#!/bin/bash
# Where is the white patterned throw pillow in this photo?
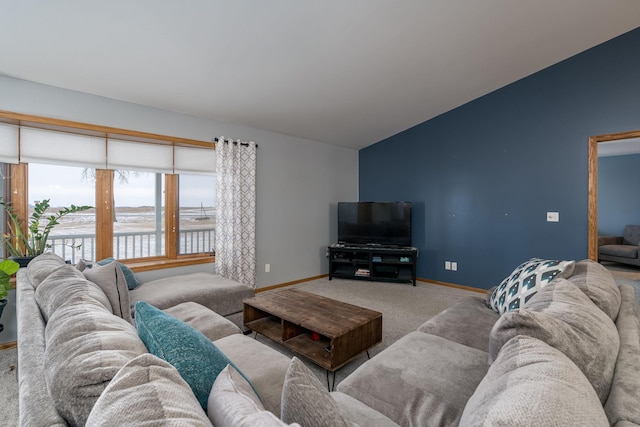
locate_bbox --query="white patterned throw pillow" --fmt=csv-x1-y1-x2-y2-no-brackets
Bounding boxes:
488,258,575,314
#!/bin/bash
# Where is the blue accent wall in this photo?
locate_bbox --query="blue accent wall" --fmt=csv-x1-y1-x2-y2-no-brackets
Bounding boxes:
598,154,640,236
360,27,640,289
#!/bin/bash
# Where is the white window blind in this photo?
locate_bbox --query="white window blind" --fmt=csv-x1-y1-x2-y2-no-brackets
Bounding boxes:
107,139,175,173
4,124,216,173
174,145,216,175
0,123,19,164
20,127,107,168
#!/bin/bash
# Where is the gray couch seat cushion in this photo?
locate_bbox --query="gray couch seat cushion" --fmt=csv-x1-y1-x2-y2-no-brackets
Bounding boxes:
214,334,292,417
489,278,619,403
330,392,400,427
130,272,254,317
417,295,499,352
44,300,148,426
163,301,242,341
568,259,621,321
604,285,640,426
460,335,609,427
599,244,638,259
337,331,489,427
86,353,213,426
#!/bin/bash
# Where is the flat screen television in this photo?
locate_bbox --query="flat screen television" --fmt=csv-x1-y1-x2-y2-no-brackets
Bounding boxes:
338,201,412,247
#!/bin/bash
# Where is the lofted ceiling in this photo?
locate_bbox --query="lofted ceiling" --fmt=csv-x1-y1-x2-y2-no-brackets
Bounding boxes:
1,1,639,150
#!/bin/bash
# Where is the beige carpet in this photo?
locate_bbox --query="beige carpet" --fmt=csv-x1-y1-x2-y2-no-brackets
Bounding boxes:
0,346,18,426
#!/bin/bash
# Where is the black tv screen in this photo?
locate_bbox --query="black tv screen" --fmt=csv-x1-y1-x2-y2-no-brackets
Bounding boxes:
338,201,412,247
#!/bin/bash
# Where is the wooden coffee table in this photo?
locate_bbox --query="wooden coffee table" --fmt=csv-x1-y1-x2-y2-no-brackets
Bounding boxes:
243,288,382,374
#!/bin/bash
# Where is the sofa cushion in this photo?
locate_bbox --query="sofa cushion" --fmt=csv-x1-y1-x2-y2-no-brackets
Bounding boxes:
604,285,640,426
214,334,292,417
97,257,140,289
129,272,254,317
599,244,638,259
568,259,621,321
417,295,499,352
489,278,619,403
622,224,640,246
208,364,295,427
488,258,575,314
44,299,147,426
163,301,242,341
337,331,489,427
281,357,347,427
134,301,253,410
84,261,132,324
330,392,400,427
460,335,609,427
86,353,212,426
26,252,67,288
35,264,112,322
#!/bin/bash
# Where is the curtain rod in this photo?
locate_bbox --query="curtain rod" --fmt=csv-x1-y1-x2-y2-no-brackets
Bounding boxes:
213,137,258,148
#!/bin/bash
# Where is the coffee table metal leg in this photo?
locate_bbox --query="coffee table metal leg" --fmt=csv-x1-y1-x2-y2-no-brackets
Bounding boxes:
326,370,336,392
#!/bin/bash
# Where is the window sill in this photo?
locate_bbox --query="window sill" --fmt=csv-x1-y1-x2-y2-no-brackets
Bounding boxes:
124,255,215,273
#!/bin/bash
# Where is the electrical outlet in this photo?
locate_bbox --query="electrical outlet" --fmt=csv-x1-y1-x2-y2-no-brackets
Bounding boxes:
547,212,559,222
265,264,270,273
445,261,451,270
451,262,458,271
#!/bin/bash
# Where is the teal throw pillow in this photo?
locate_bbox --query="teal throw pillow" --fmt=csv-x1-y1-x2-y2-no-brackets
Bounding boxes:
134,301,255,410
97,257,140,290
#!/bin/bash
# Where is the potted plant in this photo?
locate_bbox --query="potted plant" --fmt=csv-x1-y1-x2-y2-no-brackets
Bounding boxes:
0,258,20,332
0,198,92,267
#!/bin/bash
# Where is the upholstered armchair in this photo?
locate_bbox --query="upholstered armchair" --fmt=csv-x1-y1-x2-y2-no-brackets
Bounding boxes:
598,224,640,267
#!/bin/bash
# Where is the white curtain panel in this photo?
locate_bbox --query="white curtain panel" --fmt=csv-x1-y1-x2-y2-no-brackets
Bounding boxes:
215,137,257,288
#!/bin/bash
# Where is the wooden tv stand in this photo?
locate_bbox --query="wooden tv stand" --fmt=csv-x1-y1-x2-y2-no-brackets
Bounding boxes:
328,244,418,286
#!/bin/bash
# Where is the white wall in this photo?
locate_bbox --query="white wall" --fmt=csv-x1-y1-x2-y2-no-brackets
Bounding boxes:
0,76,359,289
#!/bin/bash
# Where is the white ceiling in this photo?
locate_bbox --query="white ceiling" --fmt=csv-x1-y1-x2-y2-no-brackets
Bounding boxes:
1,1,639,150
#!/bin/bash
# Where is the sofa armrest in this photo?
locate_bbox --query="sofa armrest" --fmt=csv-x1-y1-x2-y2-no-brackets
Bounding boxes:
598,236,623,246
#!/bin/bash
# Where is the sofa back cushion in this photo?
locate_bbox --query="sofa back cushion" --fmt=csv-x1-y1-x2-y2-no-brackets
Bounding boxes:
568,259,621,321
44,299,147,426
86,353,213,426
604,285,640,426
83,261,132,324
489,278,619,403
622,224,640,246
35,264,112,322
26,252,66,288
460,335,609,427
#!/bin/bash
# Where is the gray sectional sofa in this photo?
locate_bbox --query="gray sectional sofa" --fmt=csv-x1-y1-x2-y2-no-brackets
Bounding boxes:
17,254,640,426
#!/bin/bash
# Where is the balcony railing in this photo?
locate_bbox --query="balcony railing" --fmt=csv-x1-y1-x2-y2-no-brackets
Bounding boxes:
48,228,215,263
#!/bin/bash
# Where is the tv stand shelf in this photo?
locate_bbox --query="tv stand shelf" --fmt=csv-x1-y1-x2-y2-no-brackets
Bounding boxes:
328,244,418,286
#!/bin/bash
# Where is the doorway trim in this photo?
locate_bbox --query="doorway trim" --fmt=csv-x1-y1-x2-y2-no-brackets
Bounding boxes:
588,129,640,260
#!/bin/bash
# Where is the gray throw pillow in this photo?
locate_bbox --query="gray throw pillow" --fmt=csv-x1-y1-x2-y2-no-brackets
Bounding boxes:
281,357,347,427
489,278,619,403
84,261,132,324
86,353,212,426
209,364,297,427
460,335,609,427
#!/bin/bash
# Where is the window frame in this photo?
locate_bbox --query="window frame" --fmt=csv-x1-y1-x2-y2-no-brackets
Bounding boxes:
2,111,215,272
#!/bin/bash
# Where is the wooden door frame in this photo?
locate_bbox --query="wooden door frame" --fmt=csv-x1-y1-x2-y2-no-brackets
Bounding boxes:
588,129,640,260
